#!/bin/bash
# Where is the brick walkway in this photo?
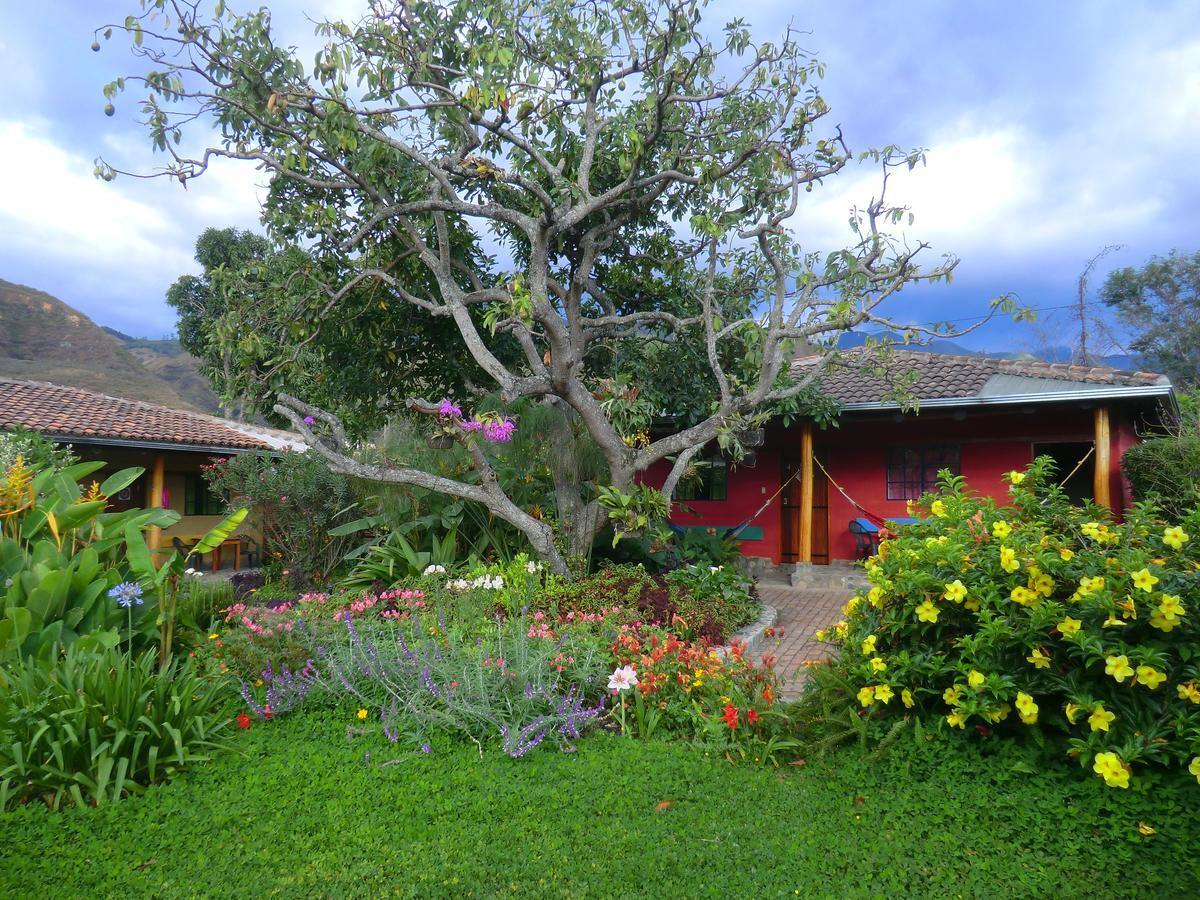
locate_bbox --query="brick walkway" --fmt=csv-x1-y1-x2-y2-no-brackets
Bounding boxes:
753,582,851,697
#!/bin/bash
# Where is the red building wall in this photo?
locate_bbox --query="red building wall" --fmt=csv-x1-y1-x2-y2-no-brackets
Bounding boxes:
656,402,1148,565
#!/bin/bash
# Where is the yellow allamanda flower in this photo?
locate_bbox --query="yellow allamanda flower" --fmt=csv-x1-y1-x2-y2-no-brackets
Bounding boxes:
1117,597,1137,620
843,596,861,616
1030,572,1055,597
861,634,877,655
857,685,877,707
992,520,1012,539
1101,615,1127,629
867,586,885,608
1015,691,1038,724
1065,702,1082,724
1010,586,1038,606
1105,655,1135,683
1057,617,1082,636
1159,594,1186,618
874,684,894,704
1089,705,1115,732
1078,575,1105,596
1130,568,1160,593
870,656,887,673
1149,611,1180,632
1135,666,1166,690
967,670,986,689
1189,757,1200,784
943,580,968,603
1008,471,1026,485
915,599,940,623
1093,751,1130,789
930,499,947,518
1163,526,1190,550
943,685,962,705
1059,548,1075,561
1177,682,1200,704
901,688,914,708
964,596,980,611
946,711,967,729
999,546,1020,574
1027,648,1051,670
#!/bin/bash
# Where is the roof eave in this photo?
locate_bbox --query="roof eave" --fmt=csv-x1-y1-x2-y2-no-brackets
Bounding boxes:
837,384,1175,412
42,434,277,456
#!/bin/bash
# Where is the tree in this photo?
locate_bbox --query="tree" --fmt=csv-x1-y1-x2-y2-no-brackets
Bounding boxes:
1101,251,1200,389
98,0,1015,575
167,227,270,418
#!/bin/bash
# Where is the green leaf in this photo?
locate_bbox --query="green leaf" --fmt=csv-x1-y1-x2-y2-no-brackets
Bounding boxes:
191,508,248,556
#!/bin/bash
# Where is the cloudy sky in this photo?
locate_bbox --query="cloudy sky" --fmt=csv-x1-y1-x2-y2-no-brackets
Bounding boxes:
1,1,1197,355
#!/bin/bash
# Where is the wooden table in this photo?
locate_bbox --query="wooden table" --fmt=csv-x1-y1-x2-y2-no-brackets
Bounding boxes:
210,538,242,573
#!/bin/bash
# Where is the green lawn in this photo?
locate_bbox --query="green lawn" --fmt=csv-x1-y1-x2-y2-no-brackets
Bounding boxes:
2,713,1197,898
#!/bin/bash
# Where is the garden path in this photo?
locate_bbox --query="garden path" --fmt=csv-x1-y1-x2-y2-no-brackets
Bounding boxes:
753,581,851,698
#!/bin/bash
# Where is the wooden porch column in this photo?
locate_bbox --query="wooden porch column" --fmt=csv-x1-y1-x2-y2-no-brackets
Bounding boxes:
799,421,814,563
1093,406,1112,509
147,455,166,557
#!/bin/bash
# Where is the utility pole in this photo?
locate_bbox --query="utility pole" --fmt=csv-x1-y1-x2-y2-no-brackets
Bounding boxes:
1074,245,1123,366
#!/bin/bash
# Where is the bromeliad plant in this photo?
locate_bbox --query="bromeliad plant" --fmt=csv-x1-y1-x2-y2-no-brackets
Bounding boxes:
818,457,1200,790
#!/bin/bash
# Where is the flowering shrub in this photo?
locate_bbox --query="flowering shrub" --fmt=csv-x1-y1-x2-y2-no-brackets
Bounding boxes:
818,458,1200,789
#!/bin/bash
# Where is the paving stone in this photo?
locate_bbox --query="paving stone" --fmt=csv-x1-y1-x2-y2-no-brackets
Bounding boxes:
752,583,851,698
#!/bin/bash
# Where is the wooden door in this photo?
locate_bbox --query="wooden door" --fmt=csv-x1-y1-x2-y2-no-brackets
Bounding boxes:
780,448,830,565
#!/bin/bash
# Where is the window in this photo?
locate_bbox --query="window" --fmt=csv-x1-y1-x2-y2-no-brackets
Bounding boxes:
184,474,224,516
674,457,728,502
886,445,960,500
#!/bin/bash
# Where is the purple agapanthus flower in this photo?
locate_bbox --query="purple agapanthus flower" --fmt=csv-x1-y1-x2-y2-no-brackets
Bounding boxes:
421,742,433,754
108,581,143,608
303,415,315,425
483,418,516,443
438,398,462,418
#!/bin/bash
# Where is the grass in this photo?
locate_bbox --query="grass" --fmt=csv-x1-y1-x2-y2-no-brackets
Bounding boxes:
2,712,1198,898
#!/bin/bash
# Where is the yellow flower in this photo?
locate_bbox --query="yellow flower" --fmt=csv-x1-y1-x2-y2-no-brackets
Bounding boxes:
901,688,914,708
1159,594,1186,618
1137,821,1157,836
1093,751,1130,789
943,685,962,705
1117,596,1137,620
964,596,980,611
999,546,1020,574
1163,526,1190,550
915,599,940,623
356,708,369,720
874,684,894,704
1130,568,1159,593
254,678,264,687
861,634,877,655
1065,702,1081,724
943,580,968,603
870,656,887,673
1104,655,1134,683
992,520,1012,539
720,695,731,704
1081,521,1103,539
946,710,967,728
930,499,947,518
1015,691,1038,724
1027,648,1051,670
1177,682,1200,704
1031,573,1055,597
1149,611,1180,632
867,586,885,608
208,633,220,640
1077,575,1106,596
967,670,986,689
815,629,829,642
1057,617,1082,636
1101,615,1127,629
1089,705,1115,732
1009,471,1026,485
1135,665,1166,690
1059,548,1074,561
857,685,877,707
843,596,862,616
1010,586,1038,606
1189,757,1200,784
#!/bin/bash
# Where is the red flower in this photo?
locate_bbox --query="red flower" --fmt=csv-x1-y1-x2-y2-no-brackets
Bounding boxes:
747,708,760,725
721,704,739,729
236,712,252,730
264,706,274,720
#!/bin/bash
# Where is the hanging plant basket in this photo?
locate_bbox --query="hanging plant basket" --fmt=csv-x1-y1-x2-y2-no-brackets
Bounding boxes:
427,433,455,450
737,427,766,448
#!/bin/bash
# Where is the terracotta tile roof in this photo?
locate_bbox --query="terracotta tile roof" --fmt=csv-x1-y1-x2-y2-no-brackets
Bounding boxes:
0,378,304,452
793,349,1171,407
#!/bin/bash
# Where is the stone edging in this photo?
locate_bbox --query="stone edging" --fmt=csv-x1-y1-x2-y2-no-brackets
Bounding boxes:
713,602,778,660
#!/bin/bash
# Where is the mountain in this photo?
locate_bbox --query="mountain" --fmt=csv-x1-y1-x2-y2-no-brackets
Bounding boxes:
0,278,220,413
835,331,1139,371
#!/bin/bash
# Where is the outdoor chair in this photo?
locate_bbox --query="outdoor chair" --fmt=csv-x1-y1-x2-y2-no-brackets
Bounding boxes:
848,517,881,559
171,536,201,568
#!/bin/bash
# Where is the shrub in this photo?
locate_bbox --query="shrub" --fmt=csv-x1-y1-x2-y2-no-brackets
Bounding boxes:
203,451,358,586
816,457,1200,790
0,646,233,810
1122,430,1200,520
0,427,77,474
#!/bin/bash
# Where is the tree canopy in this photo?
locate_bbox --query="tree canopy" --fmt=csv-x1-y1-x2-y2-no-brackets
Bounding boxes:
1101,250,1200,390
100,0,1014,574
